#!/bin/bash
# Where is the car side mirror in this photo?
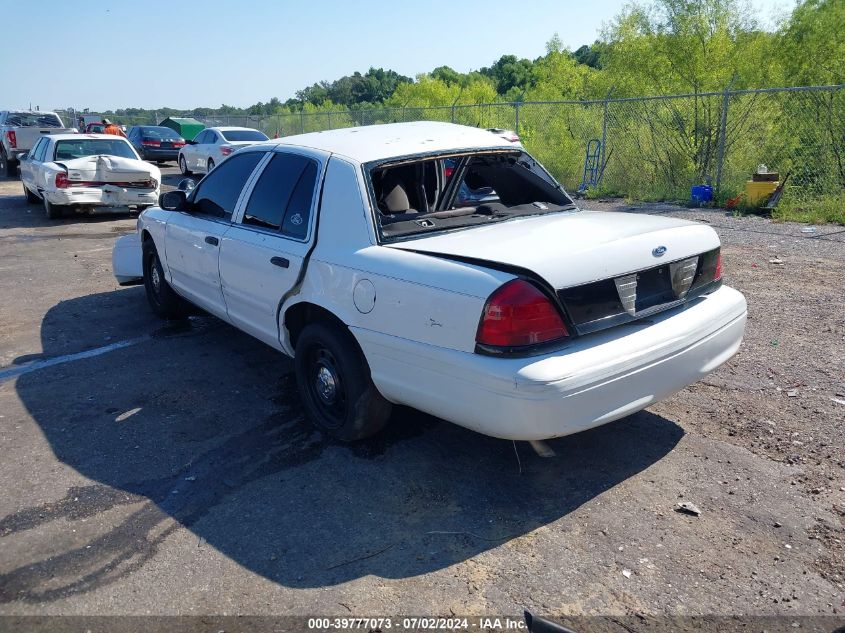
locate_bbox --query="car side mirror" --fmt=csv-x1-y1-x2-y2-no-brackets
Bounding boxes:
18,152,28,161
177,178,196,192
159,190,188,211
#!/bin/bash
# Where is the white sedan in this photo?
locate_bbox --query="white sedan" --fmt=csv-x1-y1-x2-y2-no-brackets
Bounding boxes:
177,126,269,176
20,134,160,219
113,122,746,442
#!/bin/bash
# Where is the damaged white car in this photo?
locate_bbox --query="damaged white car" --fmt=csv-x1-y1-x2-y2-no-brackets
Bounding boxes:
113,122,747,442
19,134,160,219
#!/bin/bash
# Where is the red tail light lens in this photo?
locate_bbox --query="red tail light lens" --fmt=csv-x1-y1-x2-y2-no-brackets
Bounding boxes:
173,141,186,148
714,252,722,280
6,130,16,148
476,279,569,348
141,139,161,147
55,172,69,189
220,146,234,156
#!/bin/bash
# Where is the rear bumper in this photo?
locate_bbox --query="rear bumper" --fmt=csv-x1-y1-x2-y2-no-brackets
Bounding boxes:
354,285,747,440
141,148,179,161
46,187,158,209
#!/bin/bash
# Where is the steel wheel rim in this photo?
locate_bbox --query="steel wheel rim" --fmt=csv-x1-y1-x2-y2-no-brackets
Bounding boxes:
307,346,346,428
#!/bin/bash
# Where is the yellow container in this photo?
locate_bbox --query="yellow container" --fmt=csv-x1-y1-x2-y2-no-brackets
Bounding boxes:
745,180,778,205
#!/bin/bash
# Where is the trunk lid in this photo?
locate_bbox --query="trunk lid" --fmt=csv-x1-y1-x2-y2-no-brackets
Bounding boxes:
56,155,158,185
387,210,719,289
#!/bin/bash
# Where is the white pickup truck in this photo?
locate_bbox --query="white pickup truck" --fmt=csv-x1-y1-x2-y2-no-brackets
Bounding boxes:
113,122,747,442
0,110,75,177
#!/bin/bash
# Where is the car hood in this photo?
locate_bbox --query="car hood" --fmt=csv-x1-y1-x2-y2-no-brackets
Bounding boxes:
387,210,720,289
55,155,160,183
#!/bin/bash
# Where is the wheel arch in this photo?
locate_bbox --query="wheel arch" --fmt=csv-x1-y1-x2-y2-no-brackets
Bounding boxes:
283,300,353,354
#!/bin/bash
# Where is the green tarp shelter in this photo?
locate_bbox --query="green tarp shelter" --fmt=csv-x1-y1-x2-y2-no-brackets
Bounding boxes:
158,117,205,141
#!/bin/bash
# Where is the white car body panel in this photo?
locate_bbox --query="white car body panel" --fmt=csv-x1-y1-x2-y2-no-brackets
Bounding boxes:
112,233,143,284
355,286,746,440
114,122,747,441
389,211,720,289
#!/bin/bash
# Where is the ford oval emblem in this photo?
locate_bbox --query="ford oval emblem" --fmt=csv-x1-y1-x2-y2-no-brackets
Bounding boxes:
652,246,667,257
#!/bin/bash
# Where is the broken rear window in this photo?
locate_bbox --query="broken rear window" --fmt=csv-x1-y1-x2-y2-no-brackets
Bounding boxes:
367,150,574,241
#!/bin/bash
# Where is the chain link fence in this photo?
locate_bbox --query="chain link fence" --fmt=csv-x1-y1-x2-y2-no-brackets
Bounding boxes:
58,85,844,209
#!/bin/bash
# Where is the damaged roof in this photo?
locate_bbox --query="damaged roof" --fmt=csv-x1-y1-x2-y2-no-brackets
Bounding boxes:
270,121,515,163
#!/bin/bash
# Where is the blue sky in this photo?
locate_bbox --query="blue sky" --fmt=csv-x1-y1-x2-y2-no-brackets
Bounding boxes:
4,0,794,112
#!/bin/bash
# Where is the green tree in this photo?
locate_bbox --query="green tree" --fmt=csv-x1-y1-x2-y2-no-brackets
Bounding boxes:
779,0,845,86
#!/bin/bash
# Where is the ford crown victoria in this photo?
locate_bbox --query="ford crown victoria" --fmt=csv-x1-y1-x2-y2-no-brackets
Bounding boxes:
113,122,747,441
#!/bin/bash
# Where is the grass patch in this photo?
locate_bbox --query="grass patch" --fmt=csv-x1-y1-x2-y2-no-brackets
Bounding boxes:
772,190,845,224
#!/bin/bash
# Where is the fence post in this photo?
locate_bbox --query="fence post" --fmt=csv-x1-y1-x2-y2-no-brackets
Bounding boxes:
600,89,614,174
328,111,332,129
714,85,731,199
300,111,305,134
514,102,521,136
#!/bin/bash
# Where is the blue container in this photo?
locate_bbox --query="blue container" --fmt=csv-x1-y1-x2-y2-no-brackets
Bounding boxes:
690,184,713,205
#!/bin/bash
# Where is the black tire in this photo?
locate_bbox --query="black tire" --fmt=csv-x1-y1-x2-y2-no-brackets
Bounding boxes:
179,155,192,176
207,158,215,172
2,149,17,178
143,239,186,319
295,322,392,441
44,197,63,219
23,182,39,204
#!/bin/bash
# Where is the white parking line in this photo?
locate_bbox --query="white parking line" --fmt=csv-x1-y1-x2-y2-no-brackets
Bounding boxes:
0,337,148,383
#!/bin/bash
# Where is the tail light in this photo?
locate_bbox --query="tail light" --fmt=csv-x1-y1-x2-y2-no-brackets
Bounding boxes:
6,130,16,148
173,141,186,148
220,145,234,156
444,166,455,178
55,172,69,189
714,252,722,280
141,139,161,147
476,279,569,349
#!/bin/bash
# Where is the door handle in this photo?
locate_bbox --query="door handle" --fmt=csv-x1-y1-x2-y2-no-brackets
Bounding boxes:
270,256,289,268
204,236,219,246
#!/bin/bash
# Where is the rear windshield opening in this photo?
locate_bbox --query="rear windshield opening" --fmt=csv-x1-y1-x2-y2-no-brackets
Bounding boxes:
368,151,574,240
54,139,137,161
221,130,269,142
6,112,64,128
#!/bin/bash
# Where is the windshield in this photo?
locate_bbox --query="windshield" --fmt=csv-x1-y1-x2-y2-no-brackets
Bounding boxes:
368,150,574,241
5,112,63,128
53,139,138,161
139,127,182,140
221,129,268,142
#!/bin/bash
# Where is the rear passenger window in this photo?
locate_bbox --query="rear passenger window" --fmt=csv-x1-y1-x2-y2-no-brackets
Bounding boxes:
191,151,263,219
243,153,318,238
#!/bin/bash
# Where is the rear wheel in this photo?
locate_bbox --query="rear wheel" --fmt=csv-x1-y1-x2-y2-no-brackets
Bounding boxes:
207,158,215,172
143,239,186,319
179,155,192,176
2,149,16,178
294,322,392,441
44,197,63,219
23,182,39,204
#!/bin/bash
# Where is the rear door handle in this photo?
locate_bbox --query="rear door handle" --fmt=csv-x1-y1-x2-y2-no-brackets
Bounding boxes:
270,256,289,268
204,236,219,246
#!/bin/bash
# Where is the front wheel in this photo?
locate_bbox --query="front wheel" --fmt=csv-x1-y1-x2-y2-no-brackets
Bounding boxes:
295,322,392,441
179,155,192,176
143,240,186,319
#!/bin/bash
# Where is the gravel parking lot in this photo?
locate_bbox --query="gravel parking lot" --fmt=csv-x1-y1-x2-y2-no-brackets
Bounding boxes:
0,166,842,621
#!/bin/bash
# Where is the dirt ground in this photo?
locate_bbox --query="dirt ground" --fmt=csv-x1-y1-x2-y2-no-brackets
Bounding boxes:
0,169,842,627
